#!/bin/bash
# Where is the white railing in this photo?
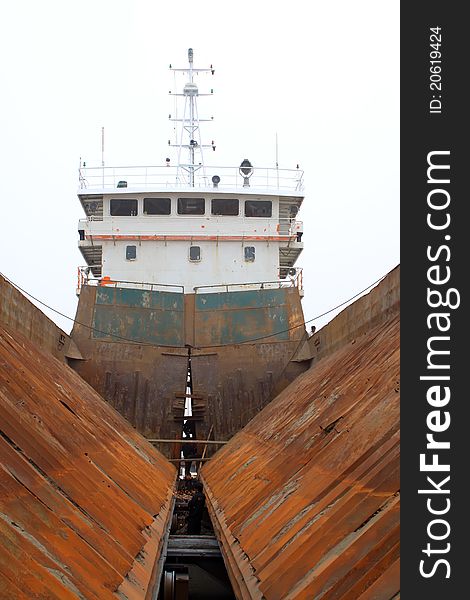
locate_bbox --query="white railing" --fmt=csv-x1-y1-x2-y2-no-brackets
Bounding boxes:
278,218,303,237
78,164,304,193
76,268,184,295
76,267,303,295
194,268,303,294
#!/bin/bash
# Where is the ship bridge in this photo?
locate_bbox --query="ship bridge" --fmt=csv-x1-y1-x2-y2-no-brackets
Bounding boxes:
77,163,305,291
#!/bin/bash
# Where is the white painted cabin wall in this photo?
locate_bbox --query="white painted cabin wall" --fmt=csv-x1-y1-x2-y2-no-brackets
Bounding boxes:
82,193,290,290
102,240,280,291
101,194,280,237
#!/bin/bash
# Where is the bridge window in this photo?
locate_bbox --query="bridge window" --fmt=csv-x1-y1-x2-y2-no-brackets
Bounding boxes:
144,197,171,215
126,245,137,260
189,246,201,262
110,199,138,216
244,200,272,217
211,198,239,216
178,198,205,215
244,246,255,262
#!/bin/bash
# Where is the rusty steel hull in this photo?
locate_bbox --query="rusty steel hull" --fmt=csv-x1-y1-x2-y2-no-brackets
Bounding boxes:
202,313,400,600
0,273,74,362
70,285,308,456
299,265,400,364
0,322,176,599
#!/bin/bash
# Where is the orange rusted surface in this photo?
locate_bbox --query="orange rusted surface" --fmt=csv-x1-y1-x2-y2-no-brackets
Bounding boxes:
202,313,400,599
297,265,400,364
0,323,176,599
0,273,73,362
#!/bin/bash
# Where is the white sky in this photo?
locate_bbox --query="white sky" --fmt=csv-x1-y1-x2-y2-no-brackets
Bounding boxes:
0,0,399,334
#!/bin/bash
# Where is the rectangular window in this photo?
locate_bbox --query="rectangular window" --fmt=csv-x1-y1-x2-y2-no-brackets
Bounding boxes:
144,197,171,215
110,199,138,216
178,197,205,215
189,246,201,262
211,198,239,216
126,245,137,260
244,246,255,262
244,200,272,217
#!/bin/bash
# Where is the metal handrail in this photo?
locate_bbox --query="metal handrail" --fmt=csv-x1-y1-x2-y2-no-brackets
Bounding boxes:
78,164,304,193
77,271,184,294
77,271,302,295
194,276,302,294
92,279,184,292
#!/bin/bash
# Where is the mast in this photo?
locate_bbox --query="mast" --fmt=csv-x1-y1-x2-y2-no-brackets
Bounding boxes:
169,48,215,186
187,48,196,184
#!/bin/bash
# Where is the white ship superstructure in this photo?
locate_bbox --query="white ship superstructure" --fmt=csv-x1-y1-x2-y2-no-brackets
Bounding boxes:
77,49,305,295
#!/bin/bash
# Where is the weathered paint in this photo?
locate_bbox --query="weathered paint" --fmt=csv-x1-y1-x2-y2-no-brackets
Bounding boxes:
0,322,176,599
91,287,292,346
79,191,304,292
194,289,289,344
70,285,308,455
190,341,307,447
93,287,185,346
202,308,400,599
96,286,185,311
296,265,400,364
0,273,74,362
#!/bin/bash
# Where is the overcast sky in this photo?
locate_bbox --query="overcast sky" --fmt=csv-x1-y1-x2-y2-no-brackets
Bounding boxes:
0,1,399,334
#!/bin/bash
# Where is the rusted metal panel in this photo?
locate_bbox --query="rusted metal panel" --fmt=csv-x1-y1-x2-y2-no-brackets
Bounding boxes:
190,342,307,448
70,285,309,456
190,286,308,448
93,286,185,346
194,288,292,344
297,265,400,364
0,322,176,599
70,285,189,453
0,273,71,362
191,288,307,440
202,311,400,600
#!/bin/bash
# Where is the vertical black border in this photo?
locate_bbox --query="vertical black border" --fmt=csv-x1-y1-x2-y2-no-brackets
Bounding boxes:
401,3,467,597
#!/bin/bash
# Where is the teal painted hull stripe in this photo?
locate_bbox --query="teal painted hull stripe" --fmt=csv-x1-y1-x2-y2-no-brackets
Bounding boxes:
195,288,287,311
92,287,291,345
93,288,184,345
195,289,289,343
96,287,184,310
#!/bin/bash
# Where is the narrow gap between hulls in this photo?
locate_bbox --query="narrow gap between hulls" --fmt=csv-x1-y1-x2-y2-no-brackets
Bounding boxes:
155,348,235,600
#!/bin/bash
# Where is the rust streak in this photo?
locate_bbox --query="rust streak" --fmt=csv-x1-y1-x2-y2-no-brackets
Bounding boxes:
202,277,400,600
0,322,176,599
